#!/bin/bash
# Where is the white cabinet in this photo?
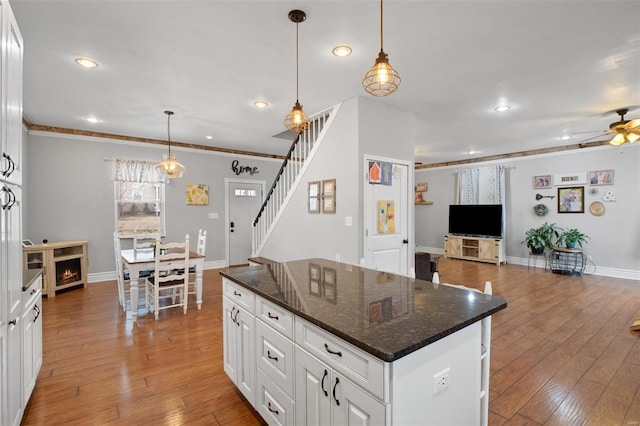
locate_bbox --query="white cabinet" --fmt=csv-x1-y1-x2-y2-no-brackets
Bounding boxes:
295,346,385,426
22,274,42,405
222,280,256,406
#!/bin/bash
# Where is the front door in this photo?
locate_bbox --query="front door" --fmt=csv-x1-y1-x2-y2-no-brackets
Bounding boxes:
363,157,411,275
227,180,264,266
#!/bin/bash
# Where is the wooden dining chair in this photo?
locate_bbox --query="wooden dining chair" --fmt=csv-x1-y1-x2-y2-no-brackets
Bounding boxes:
188,229,207,296
113,232,129,311
145,235,190,320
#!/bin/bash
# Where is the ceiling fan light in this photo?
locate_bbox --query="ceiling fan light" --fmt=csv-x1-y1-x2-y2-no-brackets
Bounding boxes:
609,132,626,146
627,132,639,143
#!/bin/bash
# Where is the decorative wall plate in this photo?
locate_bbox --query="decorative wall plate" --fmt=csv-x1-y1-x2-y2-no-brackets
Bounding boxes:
589,201,605,216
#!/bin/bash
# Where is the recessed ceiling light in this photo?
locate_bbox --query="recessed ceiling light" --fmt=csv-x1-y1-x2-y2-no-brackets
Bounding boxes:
561,135,571,140
86,116,99,123
75,57,98,68
332,45,352,57
253,100,269,109
205,135,213,140
468,150,477,155
494,105,510,112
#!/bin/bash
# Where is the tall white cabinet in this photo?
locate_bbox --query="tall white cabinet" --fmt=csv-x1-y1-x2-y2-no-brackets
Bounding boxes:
0,1,27,425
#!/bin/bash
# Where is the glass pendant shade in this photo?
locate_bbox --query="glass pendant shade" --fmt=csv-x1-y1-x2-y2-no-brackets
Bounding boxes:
156,152,185,178
156,110,184,179
363,50,401,97
284,101,309,133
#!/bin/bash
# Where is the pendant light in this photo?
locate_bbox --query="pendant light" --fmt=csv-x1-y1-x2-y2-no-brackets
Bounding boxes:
362,0,401,97
156,110,185,179
284,10,309,133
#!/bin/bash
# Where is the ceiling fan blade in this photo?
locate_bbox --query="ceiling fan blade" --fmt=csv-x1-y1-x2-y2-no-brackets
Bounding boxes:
571,130,607,135
579,132,611,143
625,118,640,129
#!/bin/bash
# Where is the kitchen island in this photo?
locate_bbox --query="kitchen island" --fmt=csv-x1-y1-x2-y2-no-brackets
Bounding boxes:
220,258,507,425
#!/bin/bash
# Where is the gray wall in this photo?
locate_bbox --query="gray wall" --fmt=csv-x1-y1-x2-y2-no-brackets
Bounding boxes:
261,96,416,265
23,132,281,276
415,144,640,278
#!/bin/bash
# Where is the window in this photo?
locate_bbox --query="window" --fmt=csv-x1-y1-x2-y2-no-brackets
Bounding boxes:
114,181,165,236
110,158,166,237
234,188,257,197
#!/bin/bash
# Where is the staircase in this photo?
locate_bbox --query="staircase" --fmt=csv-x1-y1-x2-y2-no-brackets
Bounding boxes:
252,104,339,256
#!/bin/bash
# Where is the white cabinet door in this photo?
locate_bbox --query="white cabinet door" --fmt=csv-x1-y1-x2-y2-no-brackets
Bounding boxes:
295,347,332,426
21,302,34,405
331,371,386,426
222,296,255,406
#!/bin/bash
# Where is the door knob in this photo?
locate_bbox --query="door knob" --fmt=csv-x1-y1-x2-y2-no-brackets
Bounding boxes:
402,239,409,244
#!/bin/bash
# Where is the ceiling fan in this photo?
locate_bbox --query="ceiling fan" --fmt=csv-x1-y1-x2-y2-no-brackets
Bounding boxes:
576,108,640,145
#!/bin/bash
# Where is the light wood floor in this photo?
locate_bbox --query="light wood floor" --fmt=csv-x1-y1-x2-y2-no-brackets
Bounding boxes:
22,259,640,425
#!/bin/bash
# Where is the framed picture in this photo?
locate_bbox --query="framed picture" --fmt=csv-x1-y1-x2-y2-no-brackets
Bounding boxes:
557,186,584,213
22,239,34,247
309,263,321,295
553,172,587,186
308,181,320,213
588,170,614,186
532,175,551,189
186,183,209,205
322,267,337,303
322,179,336,213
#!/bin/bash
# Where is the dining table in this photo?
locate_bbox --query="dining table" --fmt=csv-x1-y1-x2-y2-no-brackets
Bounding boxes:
121,248,205,322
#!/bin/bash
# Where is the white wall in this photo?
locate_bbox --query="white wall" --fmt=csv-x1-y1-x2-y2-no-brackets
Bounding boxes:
23,132,281,276
415,144,640,279
261,96,416,264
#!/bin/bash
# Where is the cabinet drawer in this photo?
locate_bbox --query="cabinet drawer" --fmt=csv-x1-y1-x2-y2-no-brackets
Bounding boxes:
223,278,255,314
295,318,385,400
256,319,295,397
257,296,294,340
256,369,295,426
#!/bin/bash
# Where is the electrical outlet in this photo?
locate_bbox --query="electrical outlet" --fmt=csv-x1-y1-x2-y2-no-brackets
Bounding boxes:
433,368,450,394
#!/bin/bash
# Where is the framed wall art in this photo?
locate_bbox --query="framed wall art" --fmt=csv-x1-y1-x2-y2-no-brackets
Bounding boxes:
532,175,551,189
588,170,614,185
308,181,320,213
322,179,336,213
186,183,209,205
553,172,587,186
557,186,584,213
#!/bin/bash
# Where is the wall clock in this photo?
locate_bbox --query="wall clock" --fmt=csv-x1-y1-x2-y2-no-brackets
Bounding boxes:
589,201,605,216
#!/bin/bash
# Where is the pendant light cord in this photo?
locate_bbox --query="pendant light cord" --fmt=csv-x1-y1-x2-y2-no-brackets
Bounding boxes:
167,113,171,155
380,0,384,52
296,22,300,103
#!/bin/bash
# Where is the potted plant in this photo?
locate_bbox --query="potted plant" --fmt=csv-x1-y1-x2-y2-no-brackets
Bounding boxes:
557,228,590,248
522,222,560,253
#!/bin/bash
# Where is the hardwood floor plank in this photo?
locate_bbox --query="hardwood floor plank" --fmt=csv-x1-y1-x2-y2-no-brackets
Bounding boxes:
20,262,640,425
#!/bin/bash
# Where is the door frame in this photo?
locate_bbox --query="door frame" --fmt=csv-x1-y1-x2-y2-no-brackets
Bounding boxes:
362,154,414,275
225,178,266,267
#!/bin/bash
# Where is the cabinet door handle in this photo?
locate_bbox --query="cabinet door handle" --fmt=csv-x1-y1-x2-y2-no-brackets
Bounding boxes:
321,369,328,397
1,153,13,177
267,350,278,362
267,312,279,320
324,343,342,357
233,290,241,296
234,309,240,326
332,377,340,406
8,318,17,327
34,305,41,322
267,402,279,415
230,306,237,324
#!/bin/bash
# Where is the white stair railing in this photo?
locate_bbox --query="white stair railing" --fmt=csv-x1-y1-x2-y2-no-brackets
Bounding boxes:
252,104,339,256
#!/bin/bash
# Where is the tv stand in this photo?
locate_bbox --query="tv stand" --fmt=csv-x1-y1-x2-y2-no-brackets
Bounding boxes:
444,235,504,265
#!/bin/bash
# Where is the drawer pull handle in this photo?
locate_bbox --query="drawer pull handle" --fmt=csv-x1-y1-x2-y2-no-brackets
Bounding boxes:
321,369,328,397
324,343,342,357
233,290,241,296
30,288,37,295
8,319,17,326
267,350,278,362
332,377,340,406
267,402,279,415
267,312,279,320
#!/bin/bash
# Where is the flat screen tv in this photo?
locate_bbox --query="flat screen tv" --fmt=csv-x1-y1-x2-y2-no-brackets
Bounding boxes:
448,204,503,238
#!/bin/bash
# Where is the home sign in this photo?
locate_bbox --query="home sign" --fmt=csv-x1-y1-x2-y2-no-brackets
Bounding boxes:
231,160,259,176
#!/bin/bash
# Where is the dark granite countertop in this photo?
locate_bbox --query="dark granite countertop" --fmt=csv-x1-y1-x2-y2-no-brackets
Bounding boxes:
220,258,507,362
23,269,43,292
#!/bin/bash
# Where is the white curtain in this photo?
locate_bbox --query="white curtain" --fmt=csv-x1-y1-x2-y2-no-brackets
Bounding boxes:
109,158,166,183
456,165,505,205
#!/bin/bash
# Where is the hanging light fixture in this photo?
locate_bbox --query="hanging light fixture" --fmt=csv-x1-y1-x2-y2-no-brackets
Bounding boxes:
363,0,401,97
608,109,640,146
284,10,309,133
156,110,185,179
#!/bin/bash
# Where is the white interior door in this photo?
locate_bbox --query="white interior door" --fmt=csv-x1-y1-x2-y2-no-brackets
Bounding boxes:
227,180,263,266
363,158,410,275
